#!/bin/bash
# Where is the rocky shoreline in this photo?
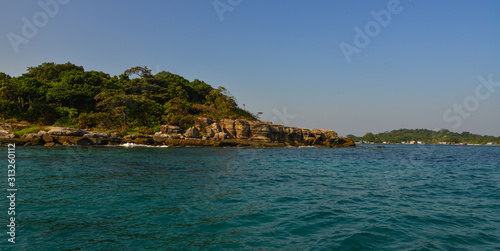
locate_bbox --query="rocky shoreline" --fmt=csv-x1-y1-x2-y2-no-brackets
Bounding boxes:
0,118,355,148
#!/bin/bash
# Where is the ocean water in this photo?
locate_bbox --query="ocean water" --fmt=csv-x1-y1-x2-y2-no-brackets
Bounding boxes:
2,144,500,250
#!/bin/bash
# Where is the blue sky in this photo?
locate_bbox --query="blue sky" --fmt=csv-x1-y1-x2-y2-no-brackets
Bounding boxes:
1,0,499,136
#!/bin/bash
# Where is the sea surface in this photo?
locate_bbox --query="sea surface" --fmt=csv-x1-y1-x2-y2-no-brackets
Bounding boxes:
2,144,500,250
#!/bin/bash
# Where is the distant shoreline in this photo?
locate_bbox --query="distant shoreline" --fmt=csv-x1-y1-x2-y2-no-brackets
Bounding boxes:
356,142,499,146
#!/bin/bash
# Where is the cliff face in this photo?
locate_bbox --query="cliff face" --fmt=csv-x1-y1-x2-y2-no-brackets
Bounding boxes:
184,117,346,146
0,118,355,147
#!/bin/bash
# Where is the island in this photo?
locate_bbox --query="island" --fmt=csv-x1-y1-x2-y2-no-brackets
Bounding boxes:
0,62,354,148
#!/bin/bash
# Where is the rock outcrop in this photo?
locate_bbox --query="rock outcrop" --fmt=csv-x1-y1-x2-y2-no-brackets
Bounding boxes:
47,127,87,136
160,125,183,134
0,119,354,148
198,118,340,145
184,127,200,138
0,129,9,136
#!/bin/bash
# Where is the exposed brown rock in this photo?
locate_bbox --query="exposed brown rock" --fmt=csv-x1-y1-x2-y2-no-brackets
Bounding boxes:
195,117,214,131
48,127,87,136
0,133,17,139
160,125,183,134
283,127,302,142
153,132,172,142
213,132,231,140
185,127,200,138
84,132,111,138
0,117,351,147
220,119,236,138
249,121,271,141
206,123,223,138
42,135,54,142
234,119,251,139
21,133,42,140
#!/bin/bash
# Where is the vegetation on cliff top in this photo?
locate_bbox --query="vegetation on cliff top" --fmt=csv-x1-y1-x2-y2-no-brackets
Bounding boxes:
0,62,257,134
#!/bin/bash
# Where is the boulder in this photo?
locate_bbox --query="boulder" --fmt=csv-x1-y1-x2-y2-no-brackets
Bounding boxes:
169,134,182,139
220,119,236,138
82,132,112,145
0,123,11,130
0,134,17,139
213,132,229,140
206,123,223,138
51,136,84,145
123,135,153,144
123,135,149,140
184,127,200,138
310,129,326,141
84,132,111,138
234,119,251,139
42,134,54,143
249,121,271,140
24,137,44,146
195,117,214,131
322,129,338,140
21,133,42,140
153,132,172,142
283,127,302,142
110,133,122,138
48,127,87,136
301,129,315,141
269,124,285,142
160,125,183,134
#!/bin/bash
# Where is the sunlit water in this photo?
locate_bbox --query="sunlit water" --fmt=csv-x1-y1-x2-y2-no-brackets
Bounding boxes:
2,145,500,250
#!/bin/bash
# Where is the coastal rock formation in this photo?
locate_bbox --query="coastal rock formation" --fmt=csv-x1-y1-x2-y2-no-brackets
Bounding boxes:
206,123,223,138
84,132,111,138
195,117,214,131
204,118,340,145
0,133,17,139
0,118,353,148
48,127,87,136
160,125,183,134
184,127,200,138
123,135,154,145
153,132,172,142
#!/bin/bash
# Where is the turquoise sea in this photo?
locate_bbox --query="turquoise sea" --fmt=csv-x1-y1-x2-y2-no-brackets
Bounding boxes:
2,144,500,250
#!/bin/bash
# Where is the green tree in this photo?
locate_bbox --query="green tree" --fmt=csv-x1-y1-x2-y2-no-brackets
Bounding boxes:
363,132,376,142
25,62,84,82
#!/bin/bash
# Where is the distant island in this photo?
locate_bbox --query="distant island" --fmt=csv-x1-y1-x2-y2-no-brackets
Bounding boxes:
0,62,353,147
348,129,500,145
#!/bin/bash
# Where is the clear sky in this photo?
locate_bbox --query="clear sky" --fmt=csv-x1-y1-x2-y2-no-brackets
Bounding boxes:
1,0,499,136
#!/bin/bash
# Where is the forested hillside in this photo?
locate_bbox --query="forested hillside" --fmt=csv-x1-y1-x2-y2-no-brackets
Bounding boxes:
348,129,500,145
0,62,256,134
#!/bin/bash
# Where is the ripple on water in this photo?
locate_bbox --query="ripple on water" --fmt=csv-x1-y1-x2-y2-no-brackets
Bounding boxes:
5,145,500,250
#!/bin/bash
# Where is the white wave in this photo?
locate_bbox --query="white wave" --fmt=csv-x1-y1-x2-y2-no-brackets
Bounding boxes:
119,143,169,148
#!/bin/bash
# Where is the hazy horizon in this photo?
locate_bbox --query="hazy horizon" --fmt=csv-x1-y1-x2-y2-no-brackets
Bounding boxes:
2,0,499,136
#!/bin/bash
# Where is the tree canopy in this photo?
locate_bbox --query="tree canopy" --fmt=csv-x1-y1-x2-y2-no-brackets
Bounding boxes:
347,128,500,145
0,62,256,134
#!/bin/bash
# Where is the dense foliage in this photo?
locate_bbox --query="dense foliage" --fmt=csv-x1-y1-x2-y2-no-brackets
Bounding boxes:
0,62,256,134
347,129,500,145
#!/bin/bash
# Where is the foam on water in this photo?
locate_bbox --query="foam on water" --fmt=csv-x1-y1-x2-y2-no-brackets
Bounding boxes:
118,142,169,148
